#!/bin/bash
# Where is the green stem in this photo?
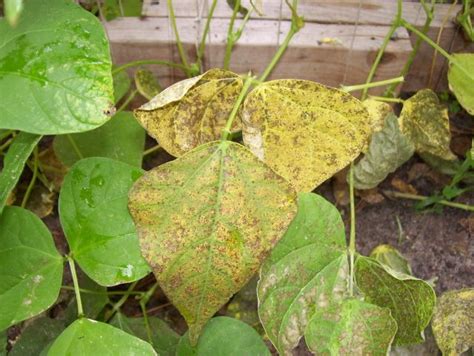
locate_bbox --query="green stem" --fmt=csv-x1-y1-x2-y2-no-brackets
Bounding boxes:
61,286,144,296
348,163,356,297
112,60,187,75
117,89,138,113
384,191,474,212
0,130,13,142
21,147,39,208
221,74,254,141
106,281,139,322
139,282,159,344
197,0,218,72
342,76,404,93
368,95,404,103
167,0,191,76
223,0,241,70
66,134,84,160
67,256,84,318
143,144,162,157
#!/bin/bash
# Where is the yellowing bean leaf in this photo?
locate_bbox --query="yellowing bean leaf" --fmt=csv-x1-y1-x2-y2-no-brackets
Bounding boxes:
135,68,162,100
242,80,371,192
362,99,392,135
128,141,297,343
448,53,474,115
355,256,436,345
134,69,243,157
305,299,397,355
399,89,456,161
432,288,474,355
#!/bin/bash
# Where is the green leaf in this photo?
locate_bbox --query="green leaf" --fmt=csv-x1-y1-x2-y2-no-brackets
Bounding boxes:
370,244,412,276
101,0,143,20
305,299,397,355
0,330,6,356
353,114,414,190
257,193,348,354
134,69,243,157
0,132,41,214
355,256,436,345
448,53,474,115
135,68,162,100
128,141,297,342
176,317,270,356
47,318,156,355
59,157,150,286
0,0,114,134
5,0,24,26
110,313,180,355
0,206,63,331
53,111,145,168
113,69,131,103
399,89,456,161
242,80,371,192
432,288,474,355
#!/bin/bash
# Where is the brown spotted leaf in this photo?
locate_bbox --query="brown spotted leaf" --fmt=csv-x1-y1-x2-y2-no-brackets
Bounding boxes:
399,89,456,161
134,68,162,100
362,99,393,136
134,69,243,157
128,141,297,343
432,288,474,355
242,80,371,192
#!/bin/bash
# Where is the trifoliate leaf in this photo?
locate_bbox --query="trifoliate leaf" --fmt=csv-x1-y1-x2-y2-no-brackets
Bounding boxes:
448,53,474,115
353,114,414,190
399,89,456,161
242,80,371,192
135,68,162,100
134,69,243,157
128,141,297,343
370,244,412,276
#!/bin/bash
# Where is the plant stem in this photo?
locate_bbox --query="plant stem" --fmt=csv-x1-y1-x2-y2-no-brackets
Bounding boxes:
342,76,404,93
348,163,356,297
0,130,13,142
112,60,187,75
117,89,138,113
368,95,404,103
221,74,254,141
139,282,159,345
223,0,241,70
61,286,144,296
143,144,162,156
21,147,38,208
106,281,139,322
384,190,474,212
67,134,84,160
197,0,218,72
0,138,13,153
167,0,191,77
67,255,84,318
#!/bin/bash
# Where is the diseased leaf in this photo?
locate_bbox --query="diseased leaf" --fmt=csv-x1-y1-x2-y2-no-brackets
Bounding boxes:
242,80,371,192
110,313,180,355
48,318,156,355
305,299,397,355
355,256,436,345
448,53,474,114
135,68,162,100
432,288,474,355
113,69,131,103
370,244,412,276
53,111,145,168
0,132,41,214
353,114,414,190
129,141,297,342
257,193,348,354
362,99,392,135
176,317,270,356
0,0,114,134
0,206,63,331
135,69,243,157
59,157,150,286
399,89,456,161
5,0,24,26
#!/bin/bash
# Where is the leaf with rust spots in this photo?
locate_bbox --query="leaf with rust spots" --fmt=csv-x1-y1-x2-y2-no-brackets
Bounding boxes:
257,193,348,355
370,244,412,276
355,256,436,346
241,80,371,192
432,288,474,355
399,89,456,161
305,299,397,355
128,141,297,343
448,53,474,115
135,68,162,100
134,69,243,157
363,99,392,136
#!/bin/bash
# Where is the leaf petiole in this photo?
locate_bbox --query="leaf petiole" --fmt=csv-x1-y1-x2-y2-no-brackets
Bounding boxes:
67,255,84,318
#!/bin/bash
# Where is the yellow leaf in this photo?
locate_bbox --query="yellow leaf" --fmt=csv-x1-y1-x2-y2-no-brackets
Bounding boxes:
362,99,392,135
241,80,371,192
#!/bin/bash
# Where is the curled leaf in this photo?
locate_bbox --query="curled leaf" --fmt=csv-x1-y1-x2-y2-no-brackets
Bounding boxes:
129,141,297,342
134,69,243,157
399,89,456,161
370,244,412,276
135,68,162,100
448,53,474,115
242,80,371,192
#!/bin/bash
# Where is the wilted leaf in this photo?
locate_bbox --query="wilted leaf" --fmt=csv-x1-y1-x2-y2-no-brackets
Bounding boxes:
53,111,145,168
135,68,162,100
448,53,474,115
5,0,24,26
432,288,474,355
48,318,156,355
0,0,114,134
0,132,41,214
305,299,397,355
0,206,63,331
113,69,131,103
399,89,456,161
355,256,436,345
111,313,180,355
25,185,56,218
135,69,243,157
176,317,270,356
129,141,297,342
370,244,412,276
242,80,371,192
363,99,392,134
59,157,150,286
258,193,348,354
38,147,68,192
353,114,414,190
